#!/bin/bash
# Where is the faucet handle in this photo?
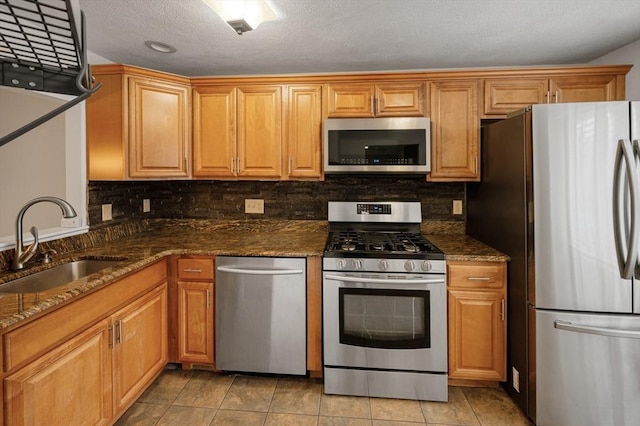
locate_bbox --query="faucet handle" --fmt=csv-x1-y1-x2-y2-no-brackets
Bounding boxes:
21,226,40,261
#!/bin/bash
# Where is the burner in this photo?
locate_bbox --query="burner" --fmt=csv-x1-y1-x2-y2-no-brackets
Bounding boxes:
342,243,356,251
402,244,420,253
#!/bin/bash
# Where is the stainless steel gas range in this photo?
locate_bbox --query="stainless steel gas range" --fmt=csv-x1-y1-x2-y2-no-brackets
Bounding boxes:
322,201,448,401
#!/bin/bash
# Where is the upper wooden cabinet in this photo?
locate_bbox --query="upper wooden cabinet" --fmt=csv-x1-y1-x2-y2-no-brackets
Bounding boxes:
286,85,323,179
87,65,191,180
428,80,480,181
127,76,191,178
325,82,425,117
192,85,283,179
483,74,623,117
193,84,322,180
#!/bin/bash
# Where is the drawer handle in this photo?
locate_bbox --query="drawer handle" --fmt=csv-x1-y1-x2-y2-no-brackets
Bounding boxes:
183,268,203,273
467,277,491,281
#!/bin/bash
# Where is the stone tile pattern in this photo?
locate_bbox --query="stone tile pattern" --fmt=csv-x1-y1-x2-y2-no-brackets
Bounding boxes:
116,368,532,426
0,218,506,328
88,177,465,228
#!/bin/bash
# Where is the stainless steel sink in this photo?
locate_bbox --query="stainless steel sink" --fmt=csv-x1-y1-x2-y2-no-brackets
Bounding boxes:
0,260,121,293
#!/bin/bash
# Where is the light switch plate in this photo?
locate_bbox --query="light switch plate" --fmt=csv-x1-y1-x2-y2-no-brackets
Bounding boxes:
143,199,151,213
245,199,264,214
453,200,463,215
102,204,112,221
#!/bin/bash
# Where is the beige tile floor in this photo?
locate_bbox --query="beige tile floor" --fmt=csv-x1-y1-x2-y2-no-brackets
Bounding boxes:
116,368,532,426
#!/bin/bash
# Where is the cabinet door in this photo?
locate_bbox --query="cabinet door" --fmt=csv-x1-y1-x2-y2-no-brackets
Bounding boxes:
550,75,617,103
286,85,322,179
448,289,506,381
112,284,168,415
428,80,480,181
483,78,548,116
376,82,425,117
325,84,375,117
4,320,113,426
237,86,283,178
193,86,237,178
177,281,214,364
128,76,190,178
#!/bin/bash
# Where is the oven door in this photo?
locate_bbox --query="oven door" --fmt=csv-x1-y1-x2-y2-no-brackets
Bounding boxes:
323,271,447,373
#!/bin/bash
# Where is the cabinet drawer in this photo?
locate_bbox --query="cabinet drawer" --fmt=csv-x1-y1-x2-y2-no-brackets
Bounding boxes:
177,258,214,280
447,261,505,290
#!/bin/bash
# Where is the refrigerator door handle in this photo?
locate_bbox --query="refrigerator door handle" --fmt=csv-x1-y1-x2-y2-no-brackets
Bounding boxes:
555,320,640,339
613,139,640,279
634,139,640,279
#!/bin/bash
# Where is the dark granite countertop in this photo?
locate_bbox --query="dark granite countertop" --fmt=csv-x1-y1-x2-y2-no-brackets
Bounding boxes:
0,219,507,329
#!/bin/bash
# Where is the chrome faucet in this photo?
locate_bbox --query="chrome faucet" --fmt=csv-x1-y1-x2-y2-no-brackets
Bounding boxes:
13,196,77,270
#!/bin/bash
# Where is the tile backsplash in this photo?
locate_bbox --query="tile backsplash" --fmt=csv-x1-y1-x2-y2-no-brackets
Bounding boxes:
88,176,465,228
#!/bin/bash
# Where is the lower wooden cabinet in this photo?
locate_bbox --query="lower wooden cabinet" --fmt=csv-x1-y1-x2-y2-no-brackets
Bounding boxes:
177,281,214,365
112,284,168,414
176,256,215,367
4,319,113,426
447,260,506,382
3,284,167,425
1,261,168,425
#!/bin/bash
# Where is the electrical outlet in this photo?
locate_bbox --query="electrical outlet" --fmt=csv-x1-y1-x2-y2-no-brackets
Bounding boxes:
245,199,265,214
102,204,112,221
143,199,151,213
512,367,520,393
60,217,80,228
453,199,463,215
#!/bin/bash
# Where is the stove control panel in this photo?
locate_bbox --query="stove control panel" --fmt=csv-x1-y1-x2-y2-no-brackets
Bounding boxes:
357,203,391,215
323,257,446,274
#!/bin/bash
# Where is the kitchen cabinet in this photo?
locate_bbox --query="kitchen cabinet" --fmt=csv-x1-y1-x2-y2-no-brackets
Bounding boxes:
192,85,283,179
428,80,480,181
483,74,622,116
286,85,323,179
176,257,215,366
447,260,506,382
324,82,425,117
4,319,113,425
1,260,168,425
87,65,191,180
112,284,168,414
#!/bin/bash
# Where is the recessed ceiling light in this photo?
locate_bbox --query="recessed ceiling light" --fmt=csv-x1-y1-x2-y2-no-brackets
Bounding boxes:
144,40,177,53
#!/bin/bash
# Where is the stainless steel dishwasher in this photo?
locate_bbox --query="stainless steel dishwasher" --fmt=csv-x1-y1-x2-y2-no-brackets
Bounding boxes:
215,256,307,375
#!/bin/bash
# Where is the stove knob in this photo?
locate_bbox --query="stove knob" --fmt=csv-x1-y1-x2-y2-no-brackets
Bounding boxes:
421,261,432,272
351,259,363,269
378,259,389,271
404,260,415,272
337,259,347,269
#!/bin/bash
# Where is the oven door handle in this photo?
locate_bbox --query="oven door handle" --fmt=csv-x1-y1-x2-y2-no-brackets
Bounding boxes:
324,274,445,285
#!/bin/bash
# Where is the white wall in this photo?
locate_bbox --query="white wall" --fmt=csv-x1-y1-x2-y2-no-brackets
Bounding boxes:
0,87,88,248
590,38,640,101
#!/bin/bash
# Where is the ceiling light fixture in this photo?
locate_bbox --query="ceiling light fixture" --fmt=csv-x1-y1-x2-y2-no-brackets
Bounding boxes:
144,40,177,53
203,0,277,35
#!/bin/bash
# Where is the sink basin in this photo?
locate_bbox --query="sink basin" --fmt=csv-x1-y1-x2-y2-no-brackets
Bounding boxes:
0,260,121,293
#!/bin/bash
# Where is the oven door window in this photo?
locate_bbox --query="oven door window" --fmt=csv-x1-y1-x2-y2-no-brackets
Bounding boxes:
339,288,430,349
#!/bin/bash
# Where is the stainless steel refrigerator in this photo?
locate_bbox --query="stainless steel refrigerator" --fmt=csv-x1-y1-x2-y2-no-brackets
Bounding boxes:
467,101,640,426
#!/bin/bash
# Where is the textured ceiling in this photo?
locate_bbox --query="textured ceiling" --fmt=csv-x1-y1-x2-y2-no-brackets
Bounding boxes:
79,0,640,77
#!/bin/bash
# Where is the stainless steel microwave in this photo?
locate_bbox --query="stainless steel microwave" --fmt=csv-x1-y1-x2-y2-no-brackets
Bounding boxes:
323,117,430,174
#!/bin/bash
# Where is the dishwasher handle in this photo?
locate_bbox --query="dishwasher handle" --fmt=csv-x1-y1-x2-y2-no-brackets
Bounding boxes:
217,266,304,276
